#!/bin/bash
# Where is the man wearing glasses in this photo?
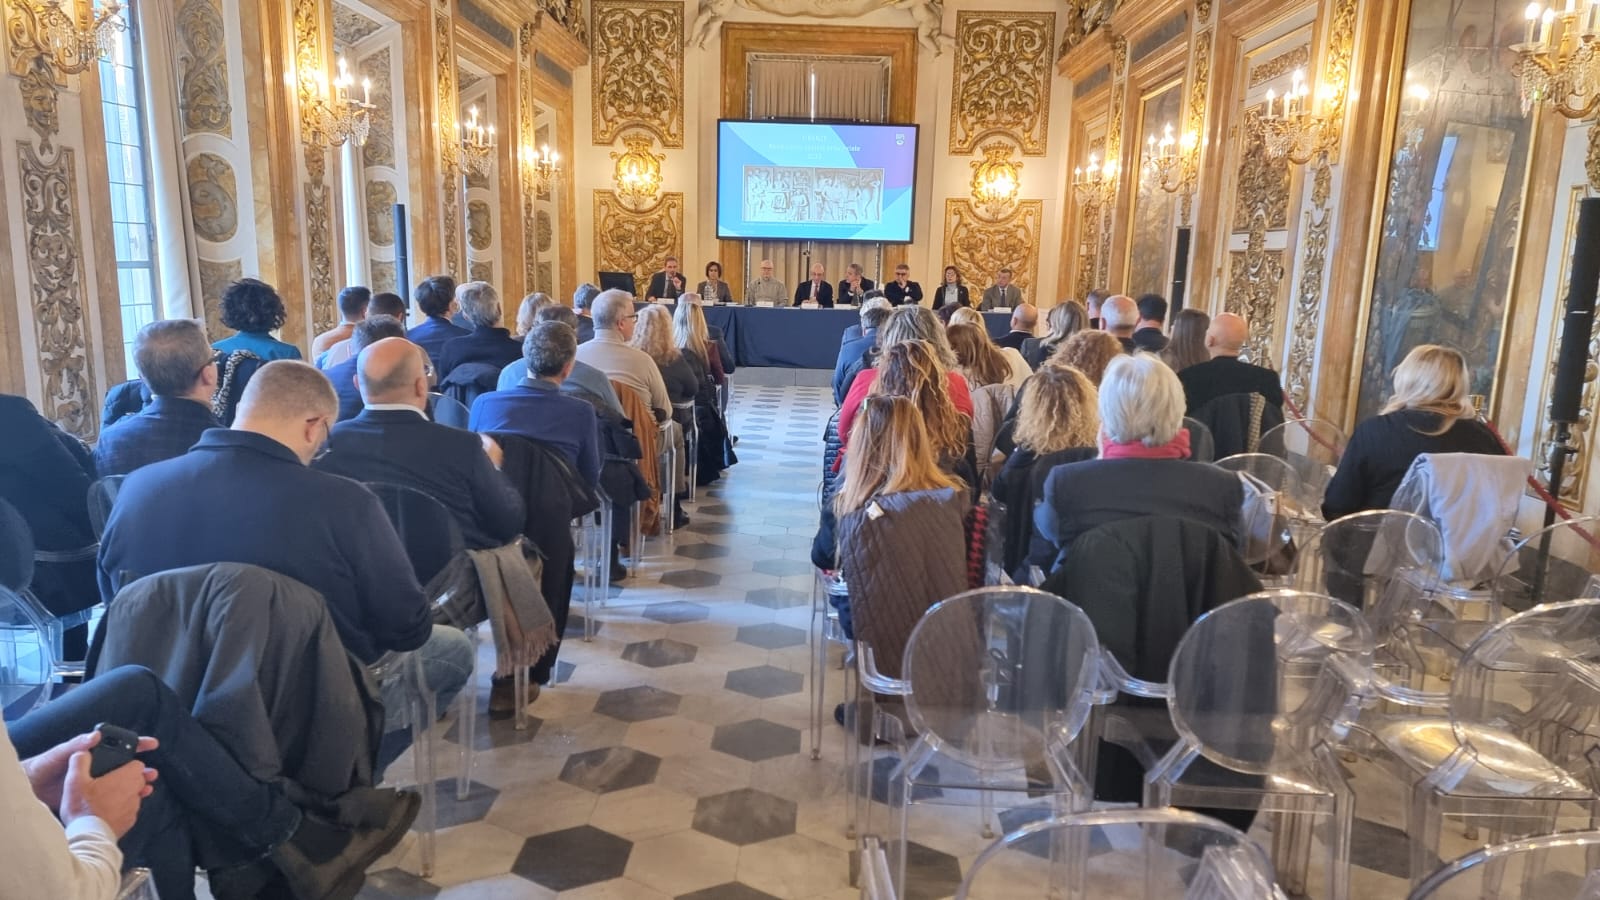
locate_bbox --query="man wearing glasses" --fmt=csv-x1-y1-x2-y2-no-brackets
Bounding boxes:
745,259,787,306
574,290,671,422
883,264,923,307
94,319,222,477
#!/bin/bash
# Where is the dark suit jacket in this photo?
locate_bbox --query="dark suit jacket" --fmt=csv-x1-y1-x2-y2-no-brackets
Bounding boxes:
647,271,688,302
0,395,97,617
576,316,596,345
1131,326,1170,353
1322,410,1505,520
93,396,219,477
315,408,525,550
836,278,876,306
1178,355,1285,414
98,429,431,662
833,328,878,404
931,283,970,310
995,330,1032,352
884,280,923,306
409,316,470,371
440,327,524,380
325,358,364,422
469,381,602,487
794,279,835,308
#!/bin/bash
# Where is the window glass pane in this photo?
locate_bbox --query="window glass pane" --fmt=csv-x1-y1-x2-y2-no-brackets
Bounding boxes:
98,3,159,371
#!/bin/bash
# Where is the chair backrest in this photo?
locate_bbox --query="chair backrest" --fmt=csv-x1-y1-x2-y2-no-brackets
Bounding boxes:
902,587,1101,769
364,482,465,587
0,498,36,592
1167,589,1372,776
1216,453,1299,567
438,362,502,409
1447,598,1600,795
1492,516,1600,613
1260,417,1346,504
1183,416,1216,463
1216,453,1305,513
956,808,1280,900
1408,829,1600,899
116,868,161,900
88,475,126,541
1190,392,1284,459
1390,452,1532,586
0,586,52,720
1293,510,1443,642
429,392,470,429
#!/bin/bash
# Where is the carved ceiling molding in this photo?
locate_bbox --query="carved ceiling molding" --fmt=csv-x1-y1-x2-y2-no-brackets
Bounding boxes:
594,190,684,291
1249,44,1309,89
1059,0,1121,60
944,199,1043,304
332,3,383,47
537,0,589,47
177,0,232,137
294,0,336,335
592,0,684,148
950,11,1054,156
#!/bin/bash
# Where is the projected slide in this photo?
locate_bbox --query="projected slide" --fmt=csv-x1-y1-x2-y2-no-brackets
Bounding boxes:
717,121,918,243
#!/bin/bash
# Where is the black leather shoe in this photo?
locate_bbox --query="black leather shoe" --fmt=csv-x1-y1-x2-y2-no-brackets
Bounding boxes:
269,791,421,900
488,676,516,720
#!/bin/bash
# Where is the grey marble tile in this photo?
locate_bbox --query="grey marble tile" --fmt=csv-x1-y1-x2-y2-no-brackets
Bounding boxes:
596,685,683,723
642,600,713,623
752,558,814,577
691,788,798,845
723,665,804,700
621,638,699,668
711,718,802,763
744,587,810,610
559,746,663,794
511,825,632,891
676,883,784,900
659,570,723,590
674,543,732,560
735,623,808,650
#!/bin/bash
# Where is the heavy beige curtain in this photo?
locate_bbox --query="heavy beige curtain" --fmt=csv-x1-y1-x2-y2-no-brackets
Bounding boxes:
745,55,889,295
134,0,202,320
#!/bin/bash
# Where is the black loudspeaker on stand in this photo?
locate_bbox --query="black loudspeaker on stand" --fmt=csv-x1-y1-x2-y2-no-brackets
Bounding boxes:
393,203,411,305
1170,227,1192,323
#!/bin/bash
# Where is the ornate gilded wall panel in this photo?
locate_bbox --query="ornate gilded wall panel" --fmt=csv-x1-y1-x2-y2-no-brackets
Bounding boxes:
1249,45,1309,89
434,5,462,278
537,210,554,252
470,260,494,283
1535,187,1595,506
519,23,538,293
594,190,684,290
18,143,97,437
591,1,684,148
538,261,554,293
359,48,395,168
186,153,238,242
1231,121,1289,234
538,0,589,46
1182,29,1212,227
197,258,241,340
1226,244,1283,366
369,260,397,293
950,12,1054,156
366,180,397,245
1097,36,1127,290
467,199,493,251
1059,0,1121,58
176,0,231,137
944,199,1044,303
294,0,336,335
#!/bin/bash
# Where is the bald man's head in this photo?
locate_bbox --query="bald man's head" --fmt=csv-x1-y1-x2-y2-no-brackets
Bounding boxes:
1100,295,1139,336
233,360,338,465
1011,302,1038,333
357,337,428,407
1207,313,1249,357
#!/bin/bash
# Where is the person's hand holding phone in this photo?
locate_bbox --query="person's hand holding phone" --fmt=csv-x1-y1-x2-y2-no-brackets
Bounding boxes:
61,744,154,838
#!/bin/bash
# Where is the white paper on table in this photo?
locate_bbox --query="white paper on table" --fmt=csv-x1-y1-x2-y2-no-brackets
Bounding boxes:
800,301,819,309
993,307,1012,313
755,301,775,308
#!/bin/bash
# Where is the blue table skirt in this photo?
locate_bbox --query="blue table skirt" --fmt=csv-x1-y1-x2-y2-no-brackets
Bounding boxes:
692,305,1013,369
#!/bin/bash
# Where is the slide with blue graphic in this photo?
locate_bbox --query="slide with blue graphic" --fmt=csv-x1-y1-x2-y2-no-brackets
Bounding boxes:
717,121,919,243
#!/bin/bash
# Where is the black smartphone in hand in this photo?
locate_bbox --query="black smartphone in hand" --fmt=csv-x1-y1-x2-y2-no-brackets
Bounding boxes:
88,723,140,777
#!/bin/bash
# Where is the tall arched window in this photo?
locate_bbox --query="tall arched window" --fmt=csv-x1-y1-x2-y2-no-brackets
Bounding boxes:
98,4,159,375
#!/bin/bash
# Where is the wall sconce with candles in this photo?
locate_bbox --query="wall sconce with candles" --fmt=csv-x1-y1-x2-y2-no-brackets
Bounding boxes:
459,104,496,179
1143,122,1200,195
521,143,560,196
301,56,374,148
1252,68,1338,165
1515,2,1600,117
969,141,1023,220
25,0,124,76
611,132,664,209
1072,153,1120,209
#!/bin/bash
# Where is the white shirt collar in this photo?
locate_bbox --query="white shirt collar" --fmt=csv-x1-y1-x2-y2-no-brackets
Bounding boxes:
365,403,428,419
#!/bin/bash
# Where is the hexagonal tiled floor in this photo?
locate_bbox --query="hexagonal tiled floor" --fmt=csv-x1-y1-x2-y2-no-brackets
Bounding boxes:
711,719,802,763
595,685,683,722
511,825,632,891
734,623,809,650
642,600,712,623
724,665,804,699
659,569,723,590
744,587,809,609
559,746,662,794
692,788,797,845
621,638,699,668
675,542,732,560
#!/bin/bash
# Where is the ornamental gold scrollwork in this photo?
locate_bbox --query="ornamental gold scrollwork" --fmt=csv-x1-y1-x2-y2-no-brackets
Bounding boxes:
950,12,1054,156
594,190,684,290
1232,114,1290,234
19,143,98,438
435,4,462,278
944,199,1043,303
1182,29,1212,226
186,152,239,242
1249,45,1309,90
520,22,539,292
359,48,395,168
1097,35,1126,289
176,0,231,137
369,260,397,293
1534,187,1597,505
1059,0,1120,59
1587,118,1600,191
592,1,685,148
538,0,589,46
366,179,397,245
303,145,336,334
1196,0,1212,26
1225,235,1283,366
467,199,494,251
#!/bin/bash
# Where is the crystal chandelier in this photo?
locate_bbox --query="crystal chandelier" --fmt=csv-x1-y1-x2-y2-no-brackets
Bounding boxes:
521,143,560,195
1142,122,1200,195
302,56,374,148
32,0,124,75
1253,68,1335,165
1515,2,1600,117
1071,153,1119,209
460,104,496,179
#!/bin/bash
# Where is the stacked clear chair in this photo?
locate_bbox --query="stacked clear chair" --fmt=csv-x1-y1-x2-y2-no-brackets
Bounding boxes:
1215,453,1305,579
1355,598,1600,888
0,586,52,718
574,487,614,642
955,808,1283,900
1407,829,1600,900
0,498,98,688
674,401,700,501
809,568,850,762
1258,418,1347,510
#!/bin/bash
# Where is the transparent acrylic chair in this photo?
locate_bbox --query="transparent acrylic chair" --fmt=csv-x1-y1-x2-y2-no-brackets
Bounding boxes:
659,419,679,537
0,586,53,718
674,401,700,501
367,650,440,878
1259,418,1347,510
87,474,126,540
573,487,614,642
116,869,160,899
0,497,98,683
1407,829,1600,900
1492,517,1600,614
808,567,850,761
955,808,1283,900
1216,454,1303,576
1139,590,1373,900
875,587,1104,898
1358,598,1600,888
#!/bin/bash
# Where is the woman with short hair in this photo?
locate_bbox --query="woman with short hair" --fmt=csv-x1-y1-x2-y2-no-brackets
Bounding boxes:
697,262,733,305
213,278,301,361
514,292,555,338
992,364,1102,576
1323,344,1502,519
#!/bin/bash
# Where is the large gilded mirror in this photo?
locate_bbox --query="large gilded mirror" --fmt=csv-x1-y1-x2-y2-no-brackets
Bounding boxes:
1126,79,1184,298
459,59,502,287
1358,0,1532,420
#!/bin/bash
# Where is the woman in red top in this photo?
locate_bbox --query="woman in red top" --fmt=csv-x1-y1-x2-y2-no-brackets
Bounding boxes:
838,304,972,445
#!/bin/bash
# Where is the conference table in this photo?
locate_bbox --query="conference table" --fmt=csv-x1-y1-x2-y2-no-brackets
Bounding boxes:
682,304,1014,369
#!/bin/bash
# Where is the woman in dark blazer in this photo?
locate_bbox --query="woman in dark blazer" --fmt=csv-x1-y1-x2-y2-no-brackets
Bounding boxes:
1323,344,1503,520
932,266,970,310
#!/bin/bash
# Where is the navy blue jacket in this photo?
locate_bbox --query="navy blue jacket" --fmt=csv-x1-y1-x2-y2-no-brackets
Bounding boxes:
92,396,219,476
325,357,364,421
409,316,470,371
98,429,431,662
314,408,525,550
440,327,523,380
833,328,878,405
0,394,97,617
469,381,602,488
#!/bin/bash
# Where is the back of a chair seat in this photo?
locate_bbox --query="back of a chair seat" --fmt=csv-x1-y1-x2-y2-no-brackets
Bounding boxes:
611,379,662,536
364,482,465,588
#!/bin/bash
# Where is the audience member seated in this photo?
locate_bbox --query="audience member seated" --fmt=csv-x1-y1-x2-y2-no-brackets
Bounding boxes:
1160,308,1211,375
439,281,523,380
949,308,1029,386
326,316,407,422
572,283,600,343
840,295,889,346
979,267,1022,311
947,323,1016,485
97,360,472,763
470,323,602,489
793,262,834,308
697,261,733,305
1,665,415,900
745,259,787,306
834,300,891,404
674,298,727,389
632,305,696,527
0,393,98,657
1052,329,1124,385
211,278,301,362
1177,312,1284,413
1099,294,1140,352
838,305,973,448
991,364,1100,577
515,293,553,340
94,320,220,476
933,265,970,310
499,305,626,418
315,337,525,551
811,395,968,647
995,302,1037,352
673,299,737,486
576,289,671,422
312,285,369,360
837,263,875,307
883,263,922,307
1084,287,1109,330
1034,353,1244,573
320,290,407,370
1324,343,1503,519
407,275,467,371
1131,294,1170,352
1021,299,1087,370
867,341,977,489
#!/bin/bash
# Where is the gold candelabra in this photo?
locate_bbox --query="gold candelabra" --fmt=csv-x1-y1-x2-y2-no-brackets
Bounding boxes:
1071,154,1120,209
521,143,560,195
969,141,1022,219
612,133,664,209
1515,2,1600,118
1142,122,1200,195
302,56,374,148
30,0,123,75
1253,68,1336,165
459,104,496,179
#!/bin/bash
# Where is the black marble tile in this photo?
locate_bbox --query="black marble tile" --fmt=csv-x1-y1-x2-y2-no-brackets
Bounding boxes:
559,746,662,794
724,665,804,699
418,778,500,829
357,867,440,898
735,623,808,650
675,542,732,559
691,787,798,845
686,520,738,535
621,638,699,668
677,884,784,900
642,600,713,623
1349,817,1412,879
595,685,682,722
711,718,802,762
442,709,541,750
512,825,633,891
744,587,809,609
902,841,964,900
659,570,723,590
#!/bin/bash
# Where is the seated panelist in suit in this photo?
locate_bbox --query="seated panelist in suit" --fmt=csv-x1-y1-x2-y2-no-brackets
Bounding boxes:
326,316,407,422
836,263,875,307
932,265,971,310
314,338,525,551
95,319,221,477
793,262,834,308
646,255,689,303
883,264,923,306
980,267,1023,311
